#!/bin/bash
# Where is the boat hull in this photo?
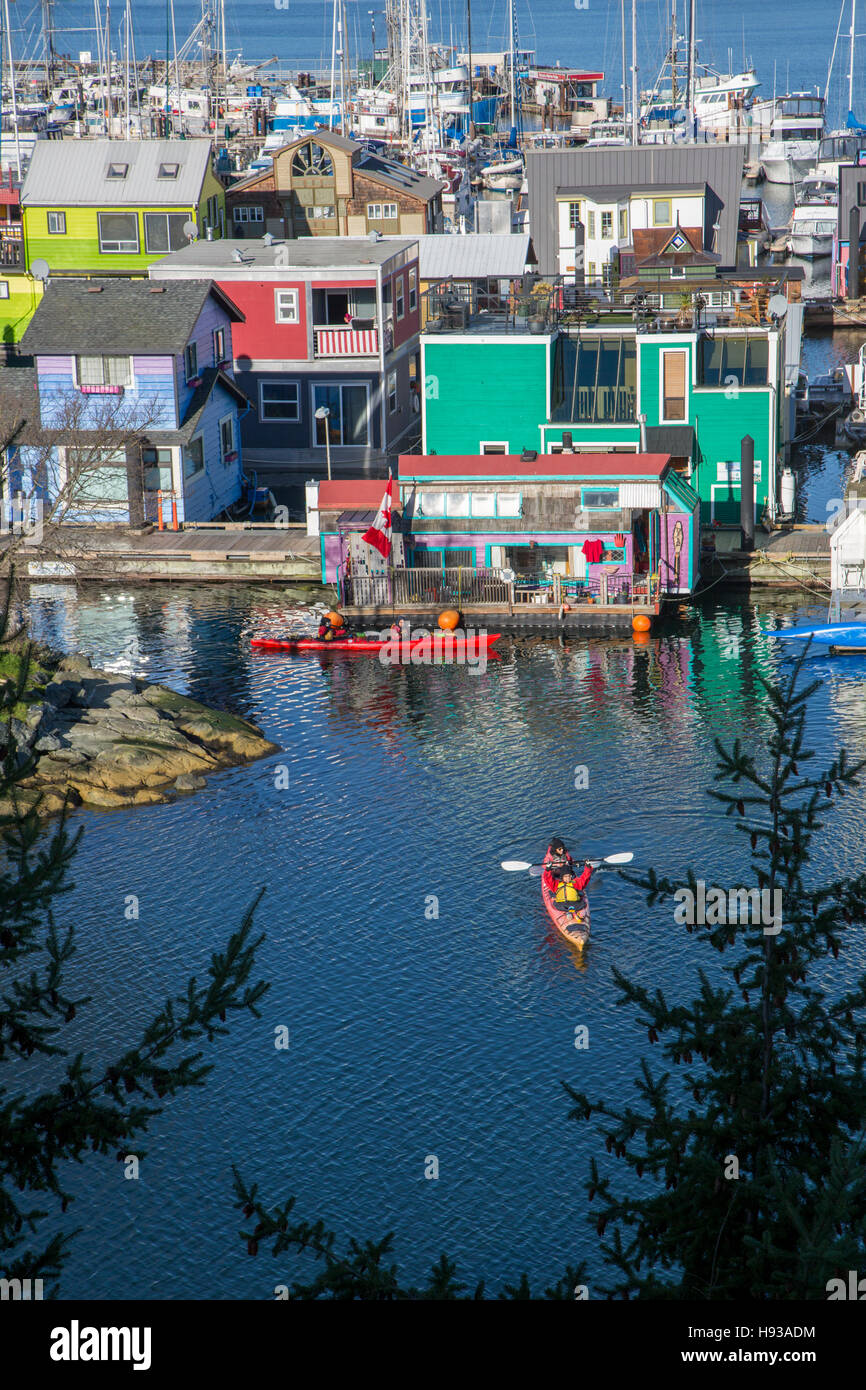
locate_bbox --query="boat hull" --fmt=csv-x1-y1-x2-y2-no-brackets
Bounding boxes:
764,621,866,647
541,852,590,950
251,633,501,654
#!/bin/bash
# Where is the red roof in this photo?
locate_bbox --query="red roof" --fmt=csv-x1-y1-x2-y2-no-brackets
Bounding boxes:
397,453,670,479
317,479,398,510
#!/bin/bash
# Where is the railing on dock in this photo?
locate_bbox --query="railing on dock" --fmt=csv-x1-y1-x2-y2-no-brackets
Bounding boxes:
345,566,511,608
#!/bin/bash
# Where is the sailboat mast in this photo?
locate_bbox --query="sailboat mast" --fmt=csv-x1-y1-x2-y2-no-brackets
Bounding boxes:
621,0,627,140
4,0,22,176
687,0,696,136
671,0,678,106
630,0,638,143
849,0,857,117
466,0,474,139
329,0,337,131
507,0,516,130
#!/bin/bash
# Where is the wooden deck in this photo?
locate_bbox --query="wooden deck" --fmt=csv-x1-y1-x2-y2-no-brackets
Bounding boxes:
2,523,322,584
342,601,660,633
702,525,831,589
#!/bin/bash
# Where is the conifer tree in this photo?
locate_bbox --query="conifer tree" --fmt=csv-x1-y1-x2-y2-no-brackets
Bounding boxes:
0,581,269,1292
566,649,866,1298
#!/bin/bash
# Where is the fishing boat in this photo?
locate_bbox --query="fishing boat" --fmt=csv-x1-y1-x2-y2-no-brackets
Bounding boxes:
250,631,501,654
540,851,590,950
763,621,866,649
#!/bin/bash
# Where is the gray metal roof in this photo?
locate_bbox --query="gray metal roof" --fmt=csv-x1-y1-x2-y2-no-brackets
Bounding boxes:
20,279,242,356
381,233,530,280
150,235,417,275
21,139,215,207
556,182,706,201
526,144,744,274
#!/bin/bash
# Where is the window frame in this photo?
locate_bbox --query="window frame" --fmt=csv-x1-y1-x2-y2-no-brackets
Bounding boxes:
480,441,508,454
73,354,134,390
258,378,300,423
0,281,9,300
600,210,613,240
219,413,237,464
408,266,417,312
183,342,199,383
274,287,300,324
143,211,189,254
661,348,688,422
395,275,405,320
387,370,398,413
141,445,174,494
653,198,672,226
47,210,66,235
568,201,582,230
311,381,371,448
97,210,139,254
183,434,205,481
213,326,227,365
580,486,620,509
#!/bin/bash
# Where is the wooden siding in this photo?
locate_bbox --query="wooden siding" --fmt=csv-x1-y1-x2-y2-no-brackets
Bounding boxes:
36,353,177,429
0,271,43,343
23,189,224,275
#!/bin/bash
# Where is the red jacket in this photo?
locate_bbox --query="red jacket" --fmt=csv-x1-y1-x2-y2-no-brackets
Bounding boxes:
543,856,592,894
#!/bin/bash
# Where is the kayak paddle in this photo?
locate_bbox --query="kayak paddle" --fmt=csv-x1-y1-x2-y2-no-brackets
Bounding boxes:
501,852,634,874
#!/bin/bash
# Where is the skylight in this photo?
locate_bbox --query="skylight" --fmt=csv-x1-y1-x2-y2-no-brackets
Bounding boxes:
106,163,129,179
158,162,180,179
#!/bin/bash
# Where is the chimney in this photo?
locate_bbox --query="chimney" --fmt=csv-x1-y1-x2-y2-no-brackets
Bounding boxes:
205,225,214,241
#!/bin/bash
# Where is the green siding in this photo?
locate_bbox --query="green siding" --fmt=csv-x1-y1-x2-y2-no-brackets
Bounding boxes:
424,339,551,454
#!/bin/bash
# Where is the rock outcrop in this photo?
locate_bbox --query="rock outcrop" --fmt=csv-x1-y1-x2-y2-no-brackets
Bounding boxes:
0,649,278,817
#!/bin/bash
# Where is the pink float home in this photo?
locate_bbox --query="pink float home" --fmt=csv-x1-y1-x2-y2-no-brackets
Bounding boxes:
307,451,700,621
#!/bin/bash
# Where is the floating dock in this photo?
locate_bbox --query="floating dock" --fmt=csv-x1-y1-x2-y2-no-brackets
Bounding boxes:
701,525,830,589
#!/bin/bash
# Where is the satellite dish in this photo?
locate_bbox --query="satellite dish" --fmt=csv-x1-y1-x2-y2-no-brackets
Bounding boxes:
183,219,198,241
30,259,50,281
768,294,789,321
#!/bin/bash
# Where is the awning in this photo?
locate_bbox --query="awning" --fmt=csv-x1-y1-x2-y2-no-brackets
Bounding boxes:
645,425,695,459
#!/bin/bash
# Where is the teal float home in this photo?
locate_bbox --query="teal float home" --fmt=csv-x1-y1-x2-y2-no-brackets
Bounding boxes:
8,278,247,527
421,256,801,525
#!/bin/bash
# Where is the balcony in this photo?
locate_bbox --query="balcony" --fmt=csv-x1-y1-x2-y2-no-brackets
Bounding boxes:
314,324,381,358
0,227,24,271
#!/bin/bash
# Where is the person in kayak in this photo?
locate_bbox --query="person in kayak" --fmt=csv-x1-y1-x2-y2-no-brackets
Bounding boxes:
543,838,593,894
318,612,348,642
553,868,587,917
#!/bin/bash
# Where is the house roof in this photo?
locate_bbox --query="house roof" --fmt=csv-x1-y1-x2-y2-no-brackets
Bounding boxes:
645,426,695,458
149,235,417,276
20,279,244,356
20,139,216,207
318,479,401,511
231,128,444,202
0,361,39,444
381,232,531,281
632,226,703,261
527,144,744,274
145,367,249,446
397,453,672,480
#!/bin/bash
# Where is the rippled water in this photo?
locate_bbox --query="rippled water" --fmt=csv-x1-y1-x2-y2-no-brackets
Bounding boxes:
18,582,866,1297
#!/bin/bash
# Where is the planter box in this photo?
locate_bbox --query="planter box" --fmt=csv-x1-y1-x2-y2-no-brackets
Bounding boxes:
79,383,123,395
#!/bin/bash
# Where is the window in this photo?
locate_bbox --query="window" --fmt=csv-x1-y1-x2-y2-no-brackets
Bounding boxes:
220,415,236,462
275,288,300,324
259,380,300,421
98,211,139,253
291,142,334,176
670,266,686,279
367,202,398,220
47,210,66,235
213,327,227,364
587,262,596,281
418,491,446,516
387,371,397,413
142,447,173,492
233,205,264,223
581,487,620,509
601,211,613,239
470,492,496,516
480,442,508,454
653,198,672,226
568,201,582,229
0,282,8,300
183,343,198,382
587,210,596,238
858,181,866,207
158,162,180,179
395,276,405,319
309,205,335,219
497,493,522,517
619,207,628,239
408,267,417,312
552,335,637,423
662,350,687,420
67,449,128,505
144,212,189,253
184,437,204,480
698,335,769,387
106,162,128,179
76,355,132,388
446,492,470,518
312,383,370,446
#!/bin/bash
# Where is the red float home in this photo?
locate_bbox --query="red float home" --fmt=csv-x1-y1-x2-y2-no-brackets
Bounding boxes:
150,234,422,490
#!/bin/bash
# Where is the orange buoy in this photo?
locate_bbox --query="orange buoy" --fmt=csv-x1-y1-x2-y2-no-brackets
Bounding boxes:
438,609,460,631
632,614,652,633
562,602,571,613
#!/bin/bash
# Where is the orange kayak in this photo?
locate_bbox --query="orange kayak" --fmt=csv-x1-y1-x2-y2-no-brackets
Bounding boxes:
541,851,590,950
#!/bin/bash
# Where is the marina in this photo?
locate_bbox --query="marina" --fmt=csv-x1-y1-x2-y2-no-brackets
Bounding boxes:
5,0,866,1335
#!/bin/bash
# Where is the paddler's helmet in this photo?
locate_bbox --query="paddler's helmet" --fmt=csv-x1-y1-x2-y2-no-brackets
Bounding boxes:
327,611,342,625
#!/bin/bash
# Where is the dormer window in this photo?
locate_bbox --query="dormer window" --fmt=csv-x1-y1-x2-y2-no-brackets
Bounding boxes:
106,162,128,179
158,162,180,179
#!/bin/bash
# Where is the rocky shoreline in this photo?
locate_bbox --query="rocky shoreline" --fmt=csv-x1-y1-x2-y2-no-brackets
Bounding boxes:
1,648,279,816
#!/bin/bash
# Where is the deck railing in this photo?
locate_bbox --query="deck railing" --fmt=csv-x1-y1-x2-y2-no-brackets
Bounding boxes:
345,566,511,608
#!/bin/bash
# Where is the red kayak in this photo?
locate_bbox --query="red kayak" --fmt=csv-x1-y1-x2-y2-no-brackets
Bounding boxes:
541,851,590,951
251,632,501,654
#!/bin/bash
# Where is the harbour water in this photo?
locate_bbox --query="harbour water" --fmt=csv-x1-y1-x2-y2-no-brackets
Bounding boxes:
22,581,866,1296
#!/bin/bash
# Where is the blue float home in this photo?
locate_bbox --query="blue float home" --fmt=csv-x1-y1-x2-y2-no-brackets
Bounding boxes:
9,278,248,527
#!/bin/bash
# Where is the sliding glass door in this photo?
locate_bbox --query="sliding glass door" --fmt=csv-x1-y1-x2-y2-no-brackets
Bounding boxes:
312,383,371,446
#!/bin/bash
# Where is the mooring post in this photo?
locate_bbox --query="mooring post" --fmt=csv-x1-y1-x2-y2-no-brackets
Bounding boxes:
740,435,755,552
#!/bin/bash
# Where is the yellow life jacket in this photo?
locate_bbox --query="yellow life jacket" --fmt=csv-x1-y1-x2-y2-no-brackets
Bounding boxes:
554,881,580,905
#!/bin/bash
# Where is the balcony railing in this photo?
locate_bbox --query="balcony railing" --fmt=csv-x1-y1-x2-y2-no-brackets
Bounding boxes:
0,228,24,270
314,324,380,358
344,566,510,608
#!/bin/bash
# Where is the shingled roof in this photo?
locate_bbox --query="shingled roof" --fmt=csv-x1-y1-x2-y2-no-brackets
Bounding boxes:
19,279,244,357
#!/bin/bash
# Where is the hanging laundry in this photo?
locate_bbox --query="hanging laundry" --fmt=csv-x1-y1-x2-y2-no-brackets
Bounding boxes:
582,538,604,563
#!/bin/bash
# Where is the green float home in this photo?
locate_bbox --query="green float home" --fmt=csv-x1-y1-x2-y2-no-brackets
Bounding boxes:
21,139,225,281
421,250,802,526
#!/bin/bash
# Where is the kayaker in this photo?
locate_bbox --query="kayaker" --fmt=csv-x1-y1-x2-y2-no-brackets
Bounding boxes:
553,869,585,913
318,612,348,642
543,838,593,895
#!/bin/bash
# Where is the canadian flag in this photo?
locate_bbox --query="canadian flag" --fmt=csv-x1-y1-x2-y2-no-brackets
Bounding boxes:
362,472,393,559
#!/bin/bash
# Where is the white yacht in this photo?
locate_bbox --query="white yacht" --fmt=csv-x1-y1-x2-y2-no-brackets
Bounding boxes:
760,93,825,183
789,202,837,258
